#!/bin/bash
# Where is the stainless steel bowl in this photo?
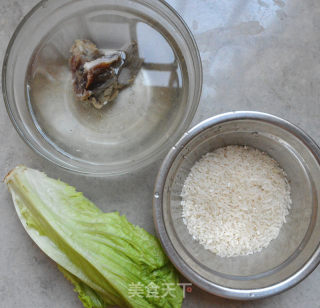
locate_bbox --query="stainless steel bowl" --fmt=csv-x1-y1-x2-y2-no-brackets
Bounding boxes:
153,111,320,300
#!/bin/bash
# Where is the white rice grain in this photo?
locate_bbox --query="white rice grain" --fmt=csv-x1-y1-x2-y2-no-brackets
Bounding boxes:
181,145,292,258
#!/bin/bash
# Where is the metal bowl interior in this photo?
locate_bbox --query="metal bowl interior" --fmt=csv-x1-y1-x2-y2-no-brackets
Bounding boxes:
154,111,320,299
2,0,202,176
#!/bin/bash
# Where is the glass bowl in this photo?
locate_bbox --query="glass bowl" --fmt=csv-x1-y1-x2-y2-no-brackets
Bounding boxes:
154,111,320,299
2,0,202,176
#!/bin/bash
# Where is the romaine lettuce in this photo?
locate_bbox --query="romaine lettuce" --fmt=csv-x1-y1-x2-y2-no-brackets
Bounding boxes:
5,166,183,308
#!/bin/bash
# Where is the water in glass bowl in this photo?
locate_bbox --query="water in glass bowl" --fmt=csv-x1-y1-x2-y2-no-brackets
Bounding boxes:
26,8,188,169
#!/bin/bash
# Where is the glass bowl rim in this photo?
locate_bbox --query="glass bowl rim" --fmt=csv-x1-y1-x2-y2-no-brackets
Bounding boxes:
2,0,203,176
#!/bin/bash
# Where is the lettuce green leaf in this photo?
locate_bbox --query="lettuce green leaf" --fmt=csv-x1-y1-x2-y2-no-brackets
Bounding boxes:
5,166,182,308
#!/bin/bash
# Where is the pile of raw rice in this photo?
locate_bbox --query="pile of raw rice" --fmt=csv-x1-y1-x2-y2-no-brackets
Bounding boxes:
181,145,292,258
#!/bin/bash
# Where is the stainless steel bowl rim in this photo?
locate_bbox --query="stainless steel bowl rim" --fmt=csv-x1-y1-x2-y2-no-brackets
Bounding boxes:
153,111,320,300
